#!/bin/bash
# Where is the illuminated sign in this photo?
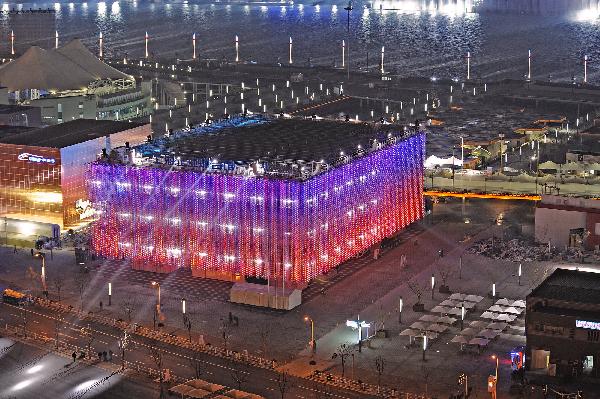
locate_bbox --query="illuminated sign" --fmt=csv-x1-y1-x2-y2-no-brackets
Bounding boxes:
18,153,56,164
576,320,600,330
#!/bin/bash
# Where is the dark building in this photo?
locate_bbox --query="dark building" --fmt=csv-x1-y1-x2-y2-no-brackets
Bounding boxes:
526,268,600,379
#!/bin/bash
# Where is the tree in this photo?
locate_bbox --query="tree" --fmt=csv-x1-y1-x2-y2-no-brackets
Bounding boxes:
438,264,452,289
120,297,138,323
73,271,90,311
375,355,385,393
259,324,271,360
50,273,65,302
220,319,232,352
276,371,290,399
81,324,95,359
331,343,352,377
188,350,203,379
407,279,425,305
149,345,167,399
230,364,250,390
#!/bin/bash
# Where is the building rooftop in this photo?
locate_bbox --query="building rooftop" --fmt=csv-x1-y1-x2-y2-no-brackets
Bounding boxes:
0,119,146,148
529,268,600,305
132,115,415,180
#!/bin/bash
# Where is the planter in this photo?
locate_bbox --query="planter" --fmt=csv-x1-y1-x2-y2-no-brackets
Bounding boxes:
412,303,425,312
439,285,451,294
376,329,388,338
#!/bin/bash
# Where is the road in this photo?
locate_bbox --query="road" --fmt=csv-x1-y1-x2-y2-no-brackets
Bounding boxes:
0,301,379,399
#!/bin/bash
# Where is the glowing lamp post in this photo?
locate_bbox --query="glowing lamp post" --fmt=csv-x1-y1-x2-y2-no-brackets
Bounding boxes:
192,33,197,59
461,304,465,330
527,49,531,81
182,298,186,314
380,46,384,74
492,282,496,298
99,32,103,58
346,316,370,352
151,281,161,312
342,40,345,68
584,55,588,84
343,1,353,80
304,316,315,352
145,32,149,59
431,273,435,299
466,51,471,80
235,35,239,62
10,30,14,56
34,252,47,297
422,334,428,361
288,37,293,64
108,282,112,306
398,296,403,324
55,30,59,49
518,263,522,286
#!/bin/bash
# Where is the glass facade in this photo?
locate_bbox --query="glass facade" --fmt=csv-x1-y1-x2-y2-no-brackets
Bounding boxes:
89,132,425,282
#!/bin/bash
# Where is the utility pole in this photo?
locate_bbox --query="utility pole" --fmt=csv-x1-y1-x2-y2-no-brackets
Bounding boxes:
344,2,353,81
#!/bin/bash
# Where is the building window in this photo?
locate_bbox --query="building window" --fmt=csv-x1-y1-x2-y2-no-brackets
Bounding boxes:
595,223,600,236
587,330,600,342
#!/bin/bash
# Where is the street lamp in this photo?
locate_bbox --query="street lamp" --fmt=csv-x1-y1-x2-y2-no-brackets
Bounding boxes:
304,315,315,353
431,273,435,299
518,263,522,286
182,298,186,314
34,252,47,298
108,282,112,306
461,304,465,330
422,334,428,361
343,1,353,81
398,296,403,324
151,281,161,312
492,283,496,298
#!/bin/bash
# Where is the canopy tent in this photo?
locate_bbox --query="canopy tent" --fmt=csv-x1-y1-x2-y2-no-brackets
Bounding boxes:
464,294,484,303
504,306,523,315
451,335,470,344
424,155,463,168
477,329,501,340
440,299,459,307
427,323,449,333
480,311,497,320
512,300,526,308
438,316,458,325
562,162,584,171
488,305,506,313
431,305,452,314
450,293,467,301
459,327,480,337
538,160,559,170
468,337,490,347
409,321,429,330
469,320,489,328
496,313,517,322
400,328,420,336
487,322,508,331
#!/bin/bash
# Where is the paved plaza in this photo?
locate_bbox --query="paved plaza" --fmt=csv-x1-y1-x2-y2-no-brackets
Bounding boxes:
1,197,596,397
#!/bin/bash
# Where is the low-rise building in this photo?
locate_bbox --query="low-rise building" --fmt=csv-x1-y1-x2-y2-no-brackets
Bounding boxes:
526,268,600,379
535,195,600,250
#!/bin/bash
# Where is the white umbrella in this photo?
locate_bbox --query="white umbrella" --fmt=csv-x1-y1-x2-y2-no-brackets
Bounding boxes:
495,298,511,306
451,335,470,344
427,323,449,333
459,327,479,336
447,307,464,316
438,316,457,325
431,305,452,314
450,293,467,301
477,329,500,339
468,337,490,347
504,306,523,315
480,311,497,320
487,322,508,331
469,320,488,328
464,294,483,303
419,315,440,323
440,299,458,307
400,328,419,336
496,313,516,322
422,331,439,339
512,300,526,308
538,160,559,170
488,305,506,313
410,321,429,330
459,302,476,309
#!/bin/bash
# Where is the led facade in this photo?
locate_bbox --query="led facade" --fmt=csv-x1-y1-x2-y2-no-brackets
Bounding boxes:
89,126,424,283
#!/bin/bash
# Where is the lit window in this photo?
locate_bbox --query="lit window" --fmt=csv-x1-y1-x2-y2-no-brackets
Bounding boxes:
224,255,236,261
254,259,263,265
198,252,208,257
170,187,180,195
223,193,235,199
253,227,264,233
167,248,182,257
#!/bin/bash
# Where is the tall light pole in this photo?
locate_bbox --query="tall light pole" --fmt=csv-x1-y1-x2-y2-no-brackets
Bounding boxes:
380,46,384,74
584,55,588,84
304,316,315,352
289,36,293,64
182,297,186,314
527,49,532,81
55,30,59,49
422,334,428,361
192,33,196,59
235,35,239,62
108,282,112,306
518,263,522,286
466,51,471,80
145,32,149,59
342,40,345,68
10,30,14,56
344,1,353,81
151,281,161,312
398,296,403,324
431,273,435,299
34,252,47,297
99,32,103,59
461,304,465,330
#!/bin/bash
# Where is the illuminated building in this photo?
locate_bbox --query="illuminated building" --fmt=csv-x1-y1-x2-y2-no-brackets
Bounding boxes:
0,39,151,125
89,116,425,283
527,268,600,380
0,119,150,229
